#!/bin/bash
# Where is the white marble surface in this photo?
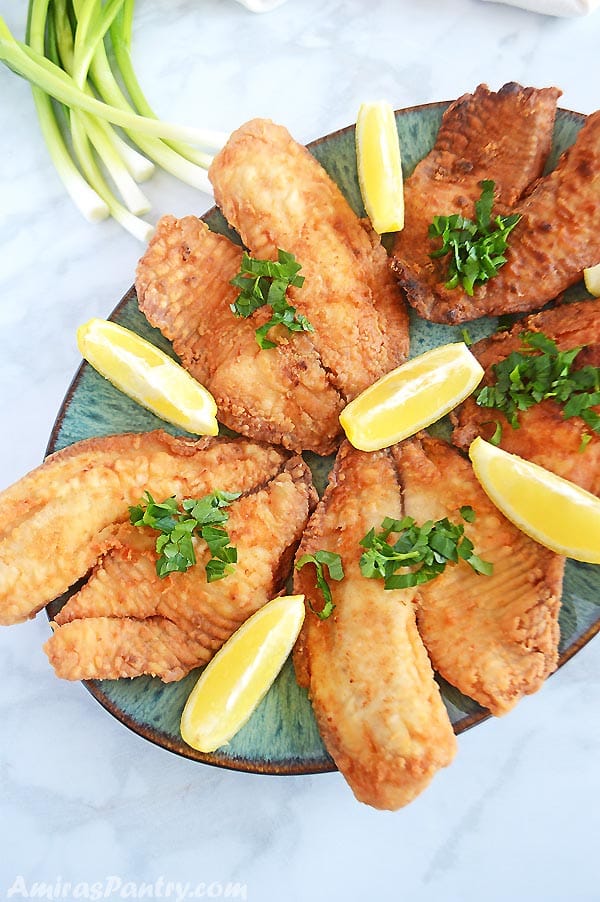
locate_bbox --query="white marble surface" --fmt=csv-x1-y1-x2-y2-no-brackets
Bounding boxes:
0,1,599,899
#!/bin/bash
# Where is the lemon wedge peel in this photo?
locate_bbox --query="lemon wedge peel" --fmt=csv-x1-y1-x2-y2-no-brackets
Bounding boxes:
340,342,484,453
356,100,404,234
180,594,306,753
583,262,600,297
469,437,600,564
77,318,218,437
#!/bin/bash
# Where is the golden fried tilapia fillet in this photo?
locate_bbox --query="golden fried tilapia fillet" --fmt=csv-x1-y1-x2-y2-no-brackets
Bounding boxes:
209,118,410,402
460,110,600,322
46,456,316,681
293,433,563,808
0,430,286,626
391,82,563,323
293,441,457,810
136,216,344,455
452,301,600,495
393,436,565,716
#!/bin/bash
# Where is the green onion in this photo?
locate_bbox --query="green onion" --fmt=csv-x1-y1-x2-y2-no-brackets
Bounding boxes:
108,0,211,169
5,28,225,145
60,0,152,224
87,32,213,190
3,2,228,238
43,2,150,238
26,0,108,222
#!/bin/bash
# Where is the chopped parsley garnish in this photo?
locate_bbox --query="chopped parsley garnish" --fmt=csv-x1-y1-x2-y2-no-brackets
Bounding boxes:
359,511,493,590
475,330,600,438
129,490,241,581
295,550,344,620
459,504,476,523
429,179,521,296
230,249,313,349
489,420,504,446
460,327,473,347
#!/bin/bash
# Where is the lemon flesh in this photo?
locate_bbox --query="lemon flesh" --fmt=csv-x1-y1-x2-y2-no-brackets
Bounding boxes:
340,342,484,452
180,595,305,753
77,318,218,436
583,262,600,297
469,437,600,564
356,100,404,234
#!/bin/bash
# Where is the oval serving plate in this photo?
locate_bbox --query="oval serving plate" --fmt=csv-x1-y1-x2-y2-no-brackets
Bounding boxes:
46,101,600,776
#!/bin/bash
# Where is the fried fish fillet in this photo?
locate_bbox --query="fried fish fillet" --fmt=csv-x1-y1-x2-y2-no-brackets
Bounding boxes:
136,216,343,455
293,442,456,810
209,118,410,402
0,430,287,625
393,435,565,716
45,457,316,681
44,617,209,683
456,110,600,322
452,301,600,495
391,82,561,323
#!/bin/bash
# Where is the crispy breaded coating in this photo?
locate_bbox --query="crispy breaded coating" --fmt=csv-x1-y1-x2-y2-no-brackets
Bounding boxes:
392,435,565,716
460,111,600,321
45,457,316,681
136,216,344,454
293,442,456,810
44,617,207,683
209,118,410,401
391,82,561,323
0,431,286,625
452,301,600,495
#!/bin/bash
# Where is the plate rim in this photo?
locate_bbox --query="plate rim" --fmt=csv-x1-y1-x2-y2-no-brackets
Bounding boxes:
44,100,597,777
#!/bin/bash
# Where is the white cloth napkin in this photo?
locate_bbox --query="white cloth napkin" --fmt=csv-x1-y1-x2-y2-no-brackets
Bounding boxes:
233,0,288,11
482,0,599,15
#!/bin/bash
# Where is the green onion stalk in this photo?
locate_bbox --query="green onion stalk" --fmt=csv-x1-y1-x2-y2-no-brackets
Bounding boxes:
1,1,227,239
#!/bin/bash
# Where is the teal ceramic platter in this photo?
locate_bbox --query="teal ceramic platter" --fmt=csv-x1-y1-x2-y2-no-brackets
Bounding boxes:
46,101,600,775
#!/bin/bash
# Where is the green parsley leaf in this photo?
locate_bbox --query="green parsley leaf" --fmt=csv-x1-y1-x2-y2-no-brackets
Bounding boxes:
295,550,344,620
129,492,180,533
429,180,521,296
358,510,492,589
155,520,197,577
489,420,503,446
129,490,241,581
230,249,313,349
475,178,495,230
475,330,600,436
460,505,476,523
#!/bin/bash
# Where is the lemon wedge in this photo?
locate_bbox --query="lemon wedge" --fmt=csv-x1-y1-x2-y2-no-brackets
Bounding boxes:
180,595,305,753
469,437,600,564
340,342,484,452
356,100,404,234
77,318,218,436
583,262,600,297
